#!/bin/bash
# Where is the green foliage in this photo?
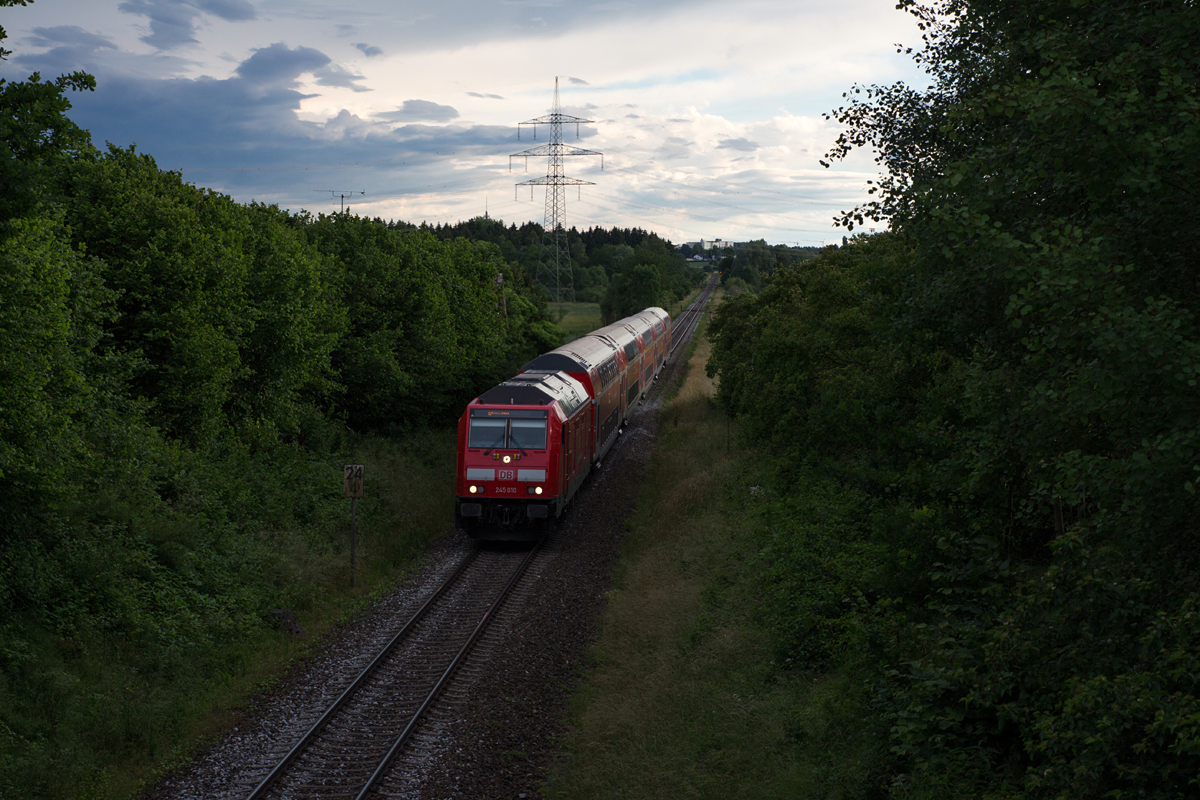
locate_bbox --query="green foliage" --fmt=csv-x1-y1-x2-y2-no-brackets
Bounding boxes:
711,227,1200,797
723,240,816,292
0,24,563,793
600,239,702,323
707,2,1200,795
56,147,345,444
303,214,557,430
0,2,95,221
428,218,693,312
0,215,115,518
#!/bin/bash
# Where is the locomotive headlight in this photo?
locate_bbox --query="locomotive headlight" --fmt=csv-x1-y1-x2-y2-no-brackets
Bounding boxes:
502,454,512,464
535,486,543,495
469,485,478,494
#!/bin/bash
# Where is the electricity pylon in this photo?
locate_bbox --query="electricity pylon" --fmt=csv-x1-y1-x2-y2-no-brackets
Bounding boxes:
511,77,603,302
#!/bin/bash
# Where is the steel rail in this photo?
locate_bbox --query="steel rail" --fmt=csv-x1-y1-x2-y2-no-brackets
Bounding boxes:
354,541,543,800
666,275,717,362
244,548,480,800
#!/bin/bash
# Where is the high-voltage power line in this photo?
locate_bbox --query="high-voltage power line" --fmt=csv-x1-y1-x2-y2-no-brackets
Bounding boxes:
510,78,603,302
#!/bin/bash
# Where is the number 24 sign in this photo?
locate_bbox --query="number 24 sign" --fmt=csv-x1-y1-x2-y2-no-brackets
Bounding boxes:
343,464,365,498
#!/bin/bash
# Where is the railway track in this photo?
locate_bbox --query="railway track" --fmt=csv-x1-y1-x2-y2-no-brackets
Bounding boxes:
242,543,541,800
666,274,718,363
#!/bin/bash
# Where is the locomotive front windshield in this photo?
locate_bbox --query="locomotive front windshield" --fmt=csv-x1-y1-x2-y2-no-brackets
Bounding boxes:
468,418,507,449
467,417,548,450
509,418,547,450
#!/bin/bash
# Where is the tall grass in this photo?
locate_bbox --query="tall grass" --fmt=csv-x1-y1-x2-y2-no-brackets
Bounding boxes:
544,308,876,799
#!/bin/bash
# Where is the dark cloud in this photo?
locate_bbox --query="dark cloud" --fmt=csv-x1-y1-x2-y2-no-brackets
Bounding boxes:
376,100,460,122
568,76,588,85
235,42,329,85
119,0,255,50
467,91,504,99
28,26,118,50
194,0,256,20
62,54,511,205
718,137,759,152
354,42,383,57
16,26,127,75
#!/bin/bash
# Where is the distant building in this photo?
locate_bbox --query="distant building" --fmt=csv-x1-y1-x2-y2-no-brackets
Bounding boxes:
682,238,735,251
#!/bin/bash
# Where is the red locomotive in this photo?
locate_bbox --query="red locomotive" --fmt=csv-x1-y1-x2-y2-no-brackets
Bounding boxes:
455,307,672,540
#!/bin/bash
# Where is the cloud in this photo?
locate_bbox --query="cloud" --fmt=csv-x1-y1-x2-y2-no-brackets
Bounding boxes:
656,135,692,160
375,99,460,122
62,60,510,201
467,92,505,99
718,137,759,152
16,26,131,76
354,42,382,57
568,76,589,85
28,26,118,50
235,42,330,85
314,63,371,92
119,0,256,50
194,0,256,20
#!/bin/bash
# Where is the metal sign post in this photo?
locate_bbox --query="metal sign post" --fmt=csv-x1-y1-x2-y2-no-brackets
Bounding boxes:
343,464,365,587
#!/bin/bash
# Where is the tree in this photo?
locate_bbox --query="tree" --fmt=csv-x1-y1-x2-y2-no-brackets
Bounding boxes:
0,1,96,221
818,1,1200,794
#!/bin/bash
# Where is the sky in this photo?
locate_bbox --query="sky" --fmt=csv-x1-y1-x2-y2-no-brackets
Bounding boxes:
2,0,929,246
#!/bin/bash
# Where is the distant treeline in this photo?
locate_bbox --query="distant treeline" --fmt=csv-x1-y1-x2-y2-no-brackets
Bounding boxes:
709,239,821,293
706,0,1200,796
423,217,706,318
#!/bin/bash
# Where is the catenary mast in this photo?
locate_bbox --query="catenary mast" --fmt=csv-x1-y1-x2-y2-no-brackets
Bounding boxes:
511,78,603,302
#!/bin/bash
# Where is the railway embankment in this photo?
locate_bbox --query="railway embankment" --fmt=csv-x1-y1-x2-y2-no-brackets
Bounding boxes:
542,298,875,798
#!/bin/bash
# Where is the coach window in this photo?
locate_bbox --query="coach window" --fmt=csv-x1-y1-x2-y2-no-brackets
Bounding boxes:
468,418,507,449
510,418,548,450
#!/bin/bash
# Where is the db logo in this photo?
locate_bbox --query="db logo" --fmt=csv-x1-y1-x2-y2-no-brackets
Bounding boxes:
499,469,514,481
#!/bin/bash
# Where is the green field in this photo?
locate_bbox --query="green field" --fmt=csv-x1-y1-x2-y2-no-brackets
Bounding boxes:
549,285,707,344
548,302,602,342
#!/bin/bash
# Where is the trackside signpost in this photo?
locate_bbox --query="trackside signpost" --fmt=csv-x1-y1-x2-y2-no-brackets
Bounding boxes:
343,464,365,587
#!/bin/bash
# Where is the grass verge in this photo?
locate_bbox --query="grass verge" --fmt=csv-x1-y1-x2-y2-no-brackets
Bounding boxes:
542,310,877,800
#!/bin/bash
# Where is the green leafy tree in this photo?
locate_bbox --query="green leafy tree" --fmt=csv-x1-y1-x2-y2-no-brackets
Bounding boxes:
810,0,1200,794
0,0,96,221
601,240,700,322
59,146,255,443
305,214,531,430
0,215,114,517
601,262,660,323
